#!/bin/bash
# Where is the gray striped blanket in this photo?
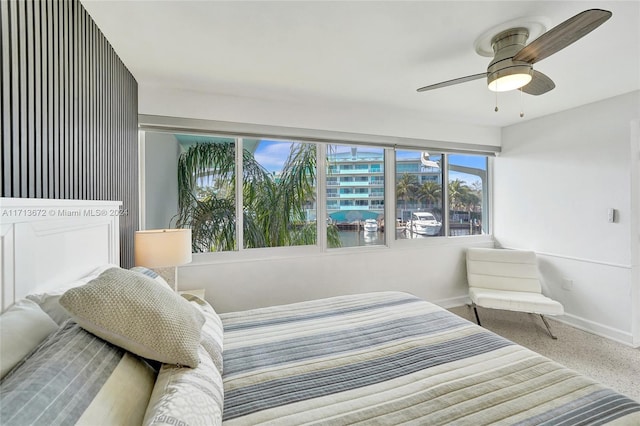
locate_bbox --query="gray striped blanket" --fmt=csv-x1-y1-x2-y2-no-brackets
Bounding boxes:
221,292,640,425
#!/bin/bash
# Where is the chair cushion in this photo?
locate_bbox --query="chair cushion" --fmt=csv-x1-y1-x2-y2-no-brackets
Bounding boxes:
469,287,564,316
466,248,542,293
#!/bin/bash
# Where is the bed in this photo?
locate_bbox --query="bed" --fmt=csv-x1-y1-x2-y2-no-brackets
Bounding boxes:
1,198,639,426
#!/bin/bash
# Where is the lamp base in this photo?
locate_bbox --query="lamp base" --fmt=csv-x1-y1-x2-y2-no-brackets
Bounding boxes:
154,267,178,290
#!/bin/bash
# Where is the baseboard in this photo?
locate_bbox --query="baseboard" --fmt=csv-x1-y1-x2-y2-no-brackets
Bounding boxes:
434,295,471,309
552,313,636,348
438,297,637,348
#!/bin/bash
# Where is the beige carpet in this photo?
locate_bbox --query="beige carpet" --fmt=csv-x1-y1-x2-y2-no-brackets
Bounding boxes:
448,305,640,402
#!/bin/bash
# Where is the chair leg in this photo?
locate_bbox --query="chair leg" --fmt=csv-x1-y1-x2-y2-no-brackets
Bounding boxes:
540,315,558,340
472,303,482,326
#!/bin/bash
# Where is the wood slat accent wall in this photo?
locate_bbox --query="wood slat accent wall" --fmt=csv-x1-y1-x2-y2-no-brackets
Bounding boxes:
1,0,138,267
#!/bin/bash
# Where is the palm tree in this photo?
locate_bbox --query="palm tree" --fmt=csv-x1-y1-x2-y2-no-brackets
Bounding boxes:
417,181,442,210
448,178,470,213
448,178,482,227
396,173,419,215
248,143,316,248
175,141,340,252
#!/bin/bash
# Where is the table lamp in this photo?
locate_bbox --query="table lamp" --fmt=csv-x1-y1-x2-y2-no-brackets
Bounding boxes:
134,229,192,291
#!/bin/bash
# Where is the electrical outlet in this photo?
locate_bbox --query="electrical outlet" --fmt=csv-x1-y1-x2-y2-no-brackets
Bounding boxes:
562,278,573,291
608,208,615,223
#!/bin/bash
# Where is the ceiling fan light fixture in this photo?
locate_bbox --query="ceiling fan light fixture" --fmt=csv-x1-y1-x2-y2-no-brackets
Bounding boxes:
416,9,611,100
487,65,533,92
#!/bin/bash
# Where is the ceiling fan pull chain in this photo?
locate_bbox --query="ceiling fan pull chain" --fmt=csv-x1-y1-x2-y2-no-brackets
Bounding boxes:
494,89,499,112
519,88,525,118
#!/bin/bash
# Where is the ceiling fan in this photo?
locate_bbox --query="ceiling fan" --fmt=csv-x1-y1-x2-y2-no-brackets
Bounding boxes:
416,9,612,96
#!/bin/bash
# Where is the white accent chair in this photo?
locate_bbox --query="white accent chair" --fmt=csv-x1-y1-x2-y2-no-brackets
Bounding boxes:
466,248,564,339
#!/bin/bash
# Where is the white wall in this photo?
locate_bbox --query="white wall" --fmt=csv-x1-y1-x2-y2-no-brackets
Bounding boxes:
494,91,640,346
143,132,180,230
138,85,500,148
140,85,501,313
179,238,494,313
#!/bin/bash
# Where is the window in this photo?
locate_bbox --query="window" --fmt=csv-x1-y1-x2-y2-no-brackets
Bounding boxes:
174,136,237,252
141,126,492,256
448,154,488,236
395,150,444,238
327,144,385,248
243,139,317,248
158,133,317,252
394,150,489,238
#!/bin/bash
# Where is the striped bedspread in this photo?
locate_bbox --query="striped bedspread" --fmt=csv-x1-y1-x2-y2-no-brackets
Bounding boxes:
220,292,640,425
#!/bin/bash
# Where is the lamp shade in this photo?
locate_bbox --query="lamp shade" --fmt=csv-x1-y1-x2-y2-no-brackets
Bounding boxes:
134,229,192,268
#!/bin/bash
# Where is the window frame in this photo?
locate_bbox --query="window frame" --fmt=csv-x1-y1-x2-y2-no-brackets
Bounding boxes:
138,116,496,264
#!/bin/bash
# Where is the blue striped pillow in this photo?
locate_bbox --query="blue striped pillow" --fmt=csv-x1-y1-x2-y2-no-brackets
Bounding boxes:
0,321,156,426
130,266,171,289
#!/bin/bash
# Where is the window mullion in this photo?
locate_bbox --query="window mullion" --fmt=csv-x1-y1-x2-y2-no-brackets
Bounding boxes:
316,144,327,251
485,157,492,235
384,147,395,247
442,153,450,237
236,137,244,251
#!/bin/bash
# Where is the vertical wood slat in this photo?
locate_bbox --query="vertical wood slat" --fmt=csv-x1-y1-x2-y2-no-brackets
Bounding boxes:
0,0,138,267
33,0,42,198
1,0,8,195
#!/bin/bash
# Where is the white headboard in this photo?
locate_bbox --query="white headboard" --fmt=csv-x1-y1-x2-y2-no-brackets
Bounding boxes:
0,198,121,311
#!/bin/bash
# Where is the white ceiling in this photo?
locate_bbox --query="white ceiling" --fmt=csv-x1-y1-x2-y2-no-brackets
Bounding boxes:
82,1,639,128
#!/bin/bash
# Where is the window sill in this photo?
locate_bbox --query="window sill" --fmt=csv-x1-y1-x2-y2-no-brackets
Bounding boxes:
186,234,494,266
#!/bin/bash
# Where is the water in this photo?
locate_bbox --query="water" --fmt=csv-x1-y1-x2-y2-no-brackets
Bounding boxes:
338,230,385,247
337,228,473,247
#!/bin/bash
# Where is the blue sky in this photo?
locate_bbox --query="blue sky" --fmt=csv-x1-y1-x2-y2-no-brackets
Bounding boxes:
253,140,486,187
253,140,294,173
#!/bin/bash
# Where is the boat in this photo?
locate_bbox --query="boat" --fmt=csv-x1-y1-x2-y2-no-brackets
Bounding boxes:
363,219,378,232
405,212,441,236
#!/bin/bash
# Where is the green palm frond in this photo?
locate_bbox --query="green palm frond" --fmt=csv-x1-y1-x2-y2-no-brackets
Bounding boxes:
175,141,337,252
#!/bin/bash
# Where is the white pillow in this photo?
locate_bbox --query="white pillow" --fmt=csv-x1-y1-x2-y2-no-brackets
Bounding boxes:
26,264,119,324
143,345,223,426
0,299,59,379
182,294,224,374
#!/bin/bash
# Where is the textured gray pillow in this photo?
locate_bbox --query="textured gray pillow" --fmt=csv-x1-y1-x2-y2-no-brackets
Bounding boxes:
59,267,205,367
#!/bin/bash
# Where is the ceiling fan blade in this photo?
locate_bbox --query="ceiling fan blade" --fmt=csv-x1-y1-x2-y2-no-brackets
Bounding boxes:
513,9,612,64
521,70,555,95
417,73,486,92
